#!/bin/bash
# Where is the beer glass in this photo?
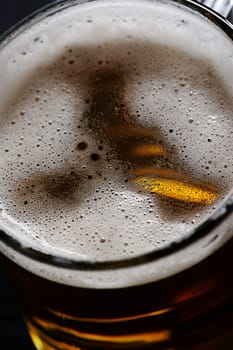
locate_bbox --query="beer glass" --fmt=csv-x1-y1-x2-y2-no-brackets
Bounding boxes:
0,1,233,349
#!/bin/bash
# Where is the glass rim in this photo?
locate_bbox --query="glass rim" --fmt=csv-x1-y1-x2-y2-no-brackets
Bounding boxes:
0,0,233,272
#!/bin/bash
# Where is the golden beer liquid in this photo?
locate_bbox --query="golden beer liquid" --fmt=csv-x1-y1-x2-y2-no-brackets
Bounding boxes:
1,238,233,350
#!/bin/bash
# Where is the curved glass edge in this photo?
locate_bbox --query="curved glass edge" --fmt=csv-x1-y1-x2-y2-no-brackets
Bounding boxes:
199,0,233,18
0,0,232,271
0,0,61,43
175,0,233,37
1,193,233,270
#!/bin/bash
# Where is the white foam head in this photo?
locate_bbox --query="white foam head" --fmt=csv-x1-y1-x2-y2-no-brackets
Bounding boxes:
0,0,233,288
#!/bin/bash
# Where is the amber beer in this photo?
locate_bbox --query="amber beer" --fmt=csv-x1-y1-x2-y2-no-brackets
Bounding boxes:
2,235,233,350
0,0,233,349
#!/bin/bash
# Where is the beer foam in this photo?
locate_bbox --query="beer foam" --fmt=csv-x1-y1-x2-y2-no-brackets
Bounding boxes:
0,0,233,287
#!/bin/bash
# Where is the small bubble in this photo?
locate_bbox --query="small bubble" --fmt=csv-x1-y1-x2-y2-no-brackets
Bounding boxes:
77,142,88,150
91,153,100,161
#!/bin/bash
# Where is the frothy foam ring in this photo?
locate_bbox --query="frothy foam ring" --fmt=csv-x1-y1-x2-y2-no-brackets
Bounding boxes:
0,0,233,287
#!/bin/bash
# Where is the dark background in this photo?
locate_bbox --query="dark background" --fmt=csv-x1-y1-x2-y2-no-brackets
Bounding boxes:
0,2,56,350
0,0,55,35
0,1,232,350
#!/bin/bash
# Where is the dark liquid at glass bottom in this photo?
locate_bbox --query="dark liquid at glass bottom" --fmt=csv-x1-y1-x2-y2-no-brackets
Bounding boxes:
1,238,233,350
0,271,35,349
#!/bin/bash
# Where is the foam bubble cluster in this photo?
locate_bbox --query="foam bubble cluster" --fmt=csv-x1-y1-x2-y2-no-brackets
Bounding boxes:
0,0,233,287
